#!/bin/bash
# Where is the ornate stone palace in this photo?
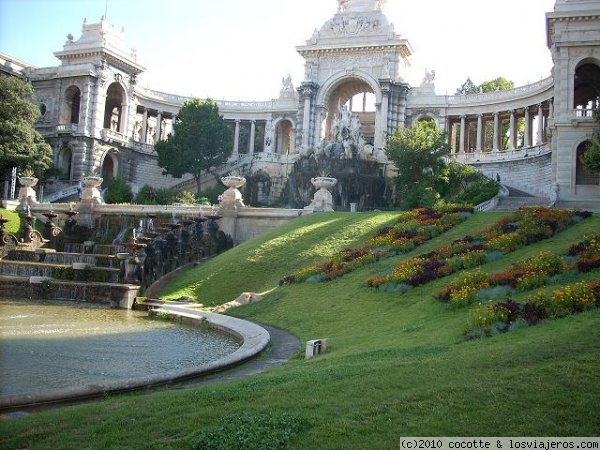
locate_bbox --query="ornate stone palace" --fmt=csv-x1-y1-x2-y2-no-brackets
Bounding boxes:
2,0,599,207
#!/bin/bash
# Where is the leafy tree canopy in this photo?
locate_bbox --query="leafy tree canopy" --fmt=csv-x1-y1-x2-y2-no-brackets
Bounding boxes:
154,98,232,194
0,76,53,176
385,121,450,208
456,76,514,95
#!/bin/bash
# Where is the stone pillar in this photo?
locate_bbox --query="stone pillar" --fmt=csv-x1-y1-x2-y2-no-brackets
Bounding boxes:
537,103,544,145
120,101,129,135
231,119,240,160
509,110,516,150
156,112,162,142
378,85,390,148
493,112,500,152
449,119,457,154
249,120,256,155
459,115,466,154
524,106,532,148
476,114,483,153
301,87,312,149
141,108,148,143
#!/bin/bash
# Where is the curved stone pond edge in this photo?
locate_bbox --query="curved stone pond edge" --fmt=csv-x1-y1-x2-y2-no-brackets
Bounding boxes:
0,305,270,411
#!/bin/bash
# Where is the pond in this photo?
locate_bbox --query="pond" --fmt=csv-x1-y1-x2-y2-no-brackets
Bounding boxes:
0,300,240,397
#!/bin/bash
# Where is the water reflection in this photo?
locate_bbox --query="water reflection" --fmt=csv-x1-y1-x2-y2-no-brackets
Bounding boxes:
0,300,240,396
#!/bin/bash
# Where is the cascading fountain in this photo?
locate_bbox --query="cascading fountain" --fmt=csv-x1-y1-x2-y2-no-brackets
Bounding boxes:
283,105,390,210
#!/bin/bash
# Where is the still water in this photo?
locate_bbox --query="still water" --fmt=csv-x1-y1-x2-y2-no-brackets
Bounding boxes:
0,300,240,397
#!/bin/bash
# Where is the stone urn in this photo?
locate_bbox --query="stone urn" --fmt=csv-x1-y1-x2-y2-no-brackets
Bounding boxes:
81,176,104,205
220,176,246,209
17,176,39,208
306,177,338,212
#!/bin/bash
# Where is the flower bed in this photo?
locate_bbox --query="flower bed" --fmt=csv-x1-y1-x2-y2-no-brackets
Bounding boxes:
280,206,473,284
436,234,600,308
464,279,600,339
368,208,591,292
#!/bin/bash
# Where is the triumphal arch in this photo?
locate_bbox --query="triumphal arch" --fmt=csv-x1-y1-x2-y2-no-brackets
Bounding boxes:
4,0,599,207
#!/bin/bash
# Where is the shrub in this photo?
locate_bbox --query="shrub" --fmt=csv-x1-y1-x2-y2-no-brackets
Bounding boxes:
104,177,133,204
189,412,304,450
136,185,176,205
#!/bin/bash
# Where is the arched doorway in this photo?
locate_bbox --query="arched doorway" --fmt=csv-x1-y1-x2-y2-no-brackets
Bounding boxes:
275,119,294,155
574,62,600,113
62,86,81,124
101,151,119,187
57,145,73,180
576,141,600,186
103,83,127,133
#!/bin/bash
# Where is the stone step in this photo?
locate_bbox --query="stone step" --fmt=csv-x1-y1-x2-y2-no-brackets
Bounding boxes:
495,196,549,211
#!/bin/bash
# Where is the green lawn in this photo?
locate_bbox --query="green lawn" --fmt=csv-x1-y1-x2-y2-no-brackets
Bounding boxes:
2,212,599,450
0,207,21,234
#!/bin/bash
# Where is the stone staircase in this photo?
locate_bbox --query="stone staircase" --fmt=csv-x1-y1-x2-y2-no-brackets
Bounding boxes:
494,187,549,211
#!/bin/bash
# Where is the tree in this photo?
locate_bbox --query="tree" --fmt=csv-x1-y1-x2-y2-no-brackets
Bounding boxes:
456,76,514,95
455,77,480,95
0,76,53,176
154,98,232,194
582,108,600,173
385,121,450,208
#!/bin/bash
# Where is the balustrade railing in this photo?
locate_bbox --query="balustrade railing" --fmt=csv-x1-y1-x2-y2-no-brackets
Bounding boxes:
449,145,550,163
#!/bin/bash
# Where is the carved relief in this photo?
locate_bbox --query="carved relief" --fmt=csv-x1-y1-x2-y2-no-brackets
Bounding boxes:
328,16,380,35
320,54,383,69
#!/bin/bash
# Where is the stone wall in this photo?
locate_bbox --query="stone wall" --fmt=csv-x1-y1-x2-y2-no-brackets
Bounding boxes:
471,153,553,197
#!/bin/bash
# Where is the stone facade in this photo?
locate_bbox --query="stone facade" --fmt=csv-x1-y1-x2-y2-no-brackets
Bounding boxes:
6,0,600,205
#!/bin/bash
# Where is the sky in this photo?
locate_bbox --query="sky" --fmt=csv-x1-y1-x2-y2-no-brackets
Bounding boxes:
0,0,557,100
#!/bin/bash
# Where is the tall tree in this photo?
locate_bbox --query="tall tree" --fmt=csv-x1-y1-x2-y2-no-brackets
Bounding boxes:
385,121,450,208
154,99,232,194
0,76,53,176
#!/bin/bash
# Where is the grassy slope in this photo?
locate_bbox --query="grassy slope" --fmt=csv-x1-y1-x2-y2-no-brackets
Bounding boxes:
2,212,599,450
0,207,21,234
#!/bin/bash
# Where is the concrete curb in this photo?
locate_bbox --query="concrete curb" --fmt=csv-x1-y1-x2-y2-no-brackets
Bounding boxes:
0,305,270,411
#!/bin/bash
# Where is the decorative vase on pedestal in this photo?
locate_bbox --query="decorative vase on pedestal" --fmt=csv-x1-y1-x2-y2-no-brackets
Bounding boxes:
81,176,104,206
306,177,337,212
220,176,246,210
17,176,38,209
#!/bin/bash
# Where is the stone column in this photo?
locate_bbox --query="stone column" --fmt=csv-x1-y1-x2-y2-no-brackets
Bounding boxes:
493,112,500,152
537,103,544,145
459,115,466,154
156,112,162,142
524,106,532,148
378,85,390,148
509,110,516,150
120,101,129,135
476,114,483,153
231,119,240,160
301,87,313,150
249,120,256,155
141,108,148,143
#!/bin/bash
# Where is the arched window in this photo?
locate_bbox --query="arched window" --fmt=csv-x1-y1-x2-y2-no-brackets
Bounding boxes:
574,62,600,115
62,86,81,124
576,141,600,186
103,82,127,133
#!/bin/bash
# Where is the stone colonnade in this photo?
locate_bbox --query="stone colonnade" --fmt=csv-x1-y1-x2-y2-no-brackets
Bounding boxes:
448,100,553,154
133,106,176,145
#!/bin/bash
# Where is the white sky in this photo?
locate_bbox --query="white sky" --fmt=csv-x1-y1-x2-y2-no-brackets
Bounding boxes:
0,0,557,100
